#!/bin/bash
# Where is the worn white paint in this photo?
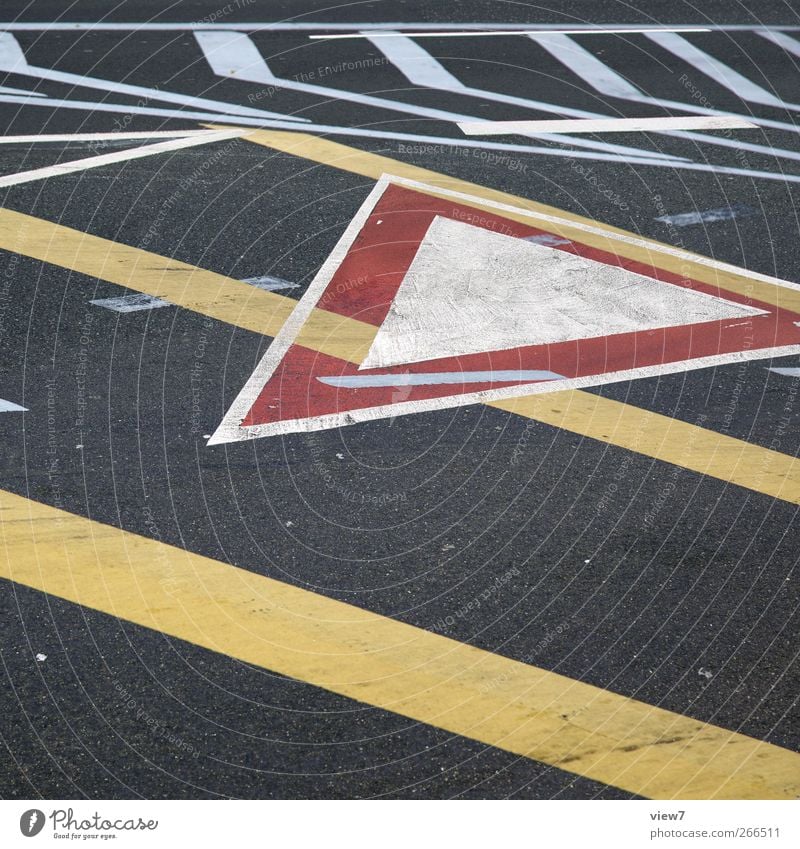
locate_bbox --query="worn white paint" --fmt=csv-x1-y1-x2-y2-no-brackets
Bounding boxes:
524,234,571,246
90,294,173,313
0,130,244,189
209,176,800,444
241,276,299,291
318,371,563,387
387,174,800,290
0,399,27,412
458,116,757,135
655,205,756,226
359,216,767,370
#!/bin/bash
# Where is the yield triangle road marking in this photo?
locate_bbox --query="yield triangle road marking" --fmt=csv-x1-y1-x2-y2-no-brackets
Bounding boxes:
360,215,764,369
209,175,800,444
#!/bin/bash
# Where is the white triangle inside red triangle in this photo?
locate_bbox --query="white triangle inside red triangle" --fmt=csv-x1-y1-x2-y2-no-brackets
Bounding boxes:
360,216,766,370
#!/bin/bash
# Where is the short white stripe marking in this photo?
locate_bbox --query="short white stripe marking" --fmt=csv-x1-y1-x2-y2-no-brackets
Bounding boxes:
524,234,571,246
0,399,27,412
312,28,711,40
319,371,563,387
768,367,800,377
645,31,785,108
0,130,244,188
241,276,299,291
458,116,757,135
655,204,756,226
0,84,46,97
90,294,173,313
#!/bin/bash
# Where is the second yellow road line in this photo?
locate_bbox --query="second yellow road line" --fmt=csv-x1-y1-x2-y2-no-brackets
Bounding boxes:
2,486,798,799
3,203,800,504
491,392,800,505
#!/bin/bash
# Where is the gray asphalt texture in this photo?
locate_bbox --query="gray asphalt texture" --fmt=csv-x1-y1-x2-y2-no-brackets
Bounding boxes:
0,0,798,799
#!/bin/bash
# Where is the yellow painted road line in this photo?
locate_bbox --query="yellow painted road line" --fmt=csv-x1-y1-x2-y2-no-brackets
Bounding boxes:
492,392,800,504
232,128,800,314
1,487,798,799
2,203,800,503
0,206,370,357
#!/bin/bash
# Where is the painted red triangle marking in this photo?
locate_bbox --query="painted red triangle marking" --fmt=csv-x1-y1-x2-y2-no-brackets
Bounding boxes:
209,176,800,443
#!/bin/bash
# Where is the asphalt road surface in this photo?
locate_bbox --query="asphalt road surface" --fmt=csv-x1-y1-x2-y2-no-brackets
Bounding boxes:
0,0,799,800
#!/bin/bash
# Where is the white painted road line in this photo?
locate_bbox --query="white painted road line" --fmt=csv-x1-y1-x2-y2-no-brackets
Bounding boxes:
759,29,800,58
318,371,563,387
0,131,218,144
363,31,684,161
0,399,27,413
525,33,800,166
0,32,308,123
369,32,800,169
196,31,681,164
529,32,641,98
458,116,758,135
90,294,174,313
0,22,788,32
0,130,244,189
0,93,698,170
645,31,786,109
311,27,711,39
